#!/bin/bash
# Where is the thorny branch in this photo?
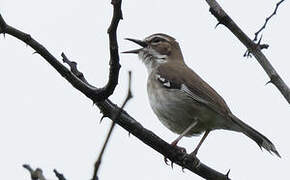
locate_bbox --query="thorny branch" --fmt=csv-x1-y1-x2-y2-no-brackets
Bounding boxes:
92,71,133,180
254,0,285,41
206,0,290,104
0,4,231,180
61,50,230,180
9,0,290,179
2,0,287,179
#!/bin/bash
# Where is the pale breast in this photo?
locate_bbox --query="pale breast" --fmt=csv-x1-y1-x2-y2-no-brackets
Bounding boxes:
147,73,216,136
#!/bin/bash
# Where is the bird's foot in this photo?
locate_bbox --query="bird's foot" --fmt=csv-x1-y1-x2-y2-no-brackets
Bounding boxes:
164,145,187,168
182,154,200,168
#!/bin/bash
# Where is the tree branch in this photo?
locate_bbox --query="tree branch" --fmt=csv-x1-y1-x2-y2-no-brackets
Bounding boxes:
205,0,290,104
0,2,230,180
96,0,123,100
62,50,230,180
0,1,122,102
254,0,285,41
23,164,47,180
53,169,67,180
92,71,133,180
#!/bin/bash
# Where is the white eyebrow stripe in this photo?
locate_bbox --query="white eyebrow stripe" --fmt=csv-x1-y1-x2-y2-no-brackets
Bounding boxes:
144,35,171,42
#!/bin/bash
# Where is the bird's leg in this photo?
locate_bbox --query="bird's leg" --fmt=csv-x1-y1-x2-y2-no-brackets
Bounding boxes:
171,121,198,147
190,130,210,156
164,121,198,165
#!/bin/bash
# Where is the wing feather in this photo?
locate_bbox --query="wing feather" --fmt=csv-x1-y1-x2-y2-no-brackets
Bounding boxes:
157,63,231,116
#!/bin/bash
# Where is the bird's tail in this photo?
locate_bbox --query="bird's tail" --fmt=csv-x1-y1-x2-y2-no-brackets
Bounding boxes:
229,113,280,157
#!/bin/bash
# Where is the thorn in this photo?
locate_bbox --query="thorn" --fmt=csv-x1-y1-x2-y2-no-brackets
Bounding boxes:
265,80,272,85
243,50,252,58
243,51,250,58
243,51,247,57
171,161,174,169
226,169,231,178
260,44,269,50
100,115,106,123
3,33,5,38
181,166,185,173
215,22,221,28
164,157,169,166
257,34,263,45
32,51,38,55
259,144,263,151
253,36,257,42
128,132,131,137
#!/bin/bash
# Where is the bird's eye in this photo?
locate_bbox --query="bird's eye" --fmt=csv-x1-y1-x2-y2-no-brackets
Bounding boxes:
151,37,162,44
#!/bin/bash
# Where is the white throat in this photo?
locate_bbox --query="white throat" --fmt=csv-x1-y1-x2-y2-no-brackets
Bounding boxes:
138,48,167,74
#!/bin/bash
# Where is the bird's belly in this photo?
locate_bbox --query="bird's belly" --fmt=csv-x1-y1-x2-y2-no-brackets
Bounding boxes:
147,86,222,136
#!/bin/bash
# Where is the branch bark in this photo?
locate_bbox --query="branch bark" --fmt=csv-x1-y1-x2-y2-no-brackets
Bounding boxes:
205,0,290,104
23,164,47,180
0,1,231,180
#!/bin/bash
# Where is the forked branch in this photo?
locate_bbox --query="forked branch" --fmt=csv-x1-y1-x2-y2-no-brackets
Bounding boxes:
205,0,290,104
0,1,230,180
254,0,285,41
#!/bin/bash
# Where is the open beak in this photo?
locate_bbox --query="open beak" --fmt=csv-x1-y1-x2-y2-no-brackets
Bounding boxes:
122,38,147,54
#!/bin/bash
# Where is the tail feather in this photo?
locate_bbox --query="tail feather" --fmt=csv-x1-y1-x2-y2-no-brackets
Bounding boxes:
229,114,281,158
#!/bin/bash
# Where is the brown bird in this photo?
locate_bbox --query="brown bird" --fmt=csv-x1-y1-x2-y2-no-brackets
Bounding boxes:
123,33,280,158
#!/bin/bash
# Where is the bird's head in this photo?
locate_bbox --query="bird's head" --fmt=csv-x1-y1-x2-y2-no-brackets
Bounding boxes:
123,33,184,71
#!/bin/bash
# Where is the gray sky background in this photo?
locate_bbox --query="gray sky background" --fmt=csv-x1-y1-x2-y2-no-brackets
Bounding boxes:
0,0,289,179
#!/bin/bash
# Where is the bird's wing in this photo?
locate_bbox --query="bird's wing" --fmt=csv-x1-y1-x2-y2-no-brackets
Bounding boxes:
157,63,231,116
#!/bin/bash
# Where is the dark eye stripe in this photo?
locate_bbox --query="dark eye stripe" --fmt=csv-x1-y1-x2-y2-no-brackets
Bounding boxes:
151,37,165,43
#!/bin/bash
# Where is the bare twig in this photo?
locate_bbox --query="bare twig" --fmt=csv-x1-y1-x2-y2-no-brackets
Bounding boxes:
254,0,285,41
62,53,90,85
92,71,133,180
23,164,47,180
53,169,67,180
1,2,230,180
96,0,123,100
205,0,290,104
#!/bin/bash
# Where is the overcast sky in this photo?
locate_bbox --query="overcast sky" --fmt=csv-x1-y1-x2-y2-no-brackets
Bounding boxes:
0,0,289,180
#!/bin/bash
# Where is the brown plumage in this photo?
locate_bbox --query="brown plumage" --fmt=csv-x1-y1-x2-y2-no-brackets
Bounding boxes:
124,33,280,157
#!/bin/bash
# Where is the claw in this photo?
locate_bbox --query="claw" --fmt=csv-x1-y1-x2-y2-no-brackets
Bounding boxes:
164,157,169,165
215,22,221,28
265,80,272,85
163,145,186,168
171,161,174,169
99,115,106,123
